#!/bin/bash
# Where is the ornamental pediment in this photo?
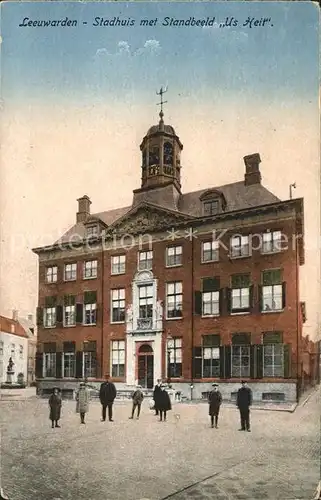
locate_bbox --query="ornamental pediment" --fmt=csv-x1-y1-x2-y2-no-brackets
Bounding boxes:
108,204,192,235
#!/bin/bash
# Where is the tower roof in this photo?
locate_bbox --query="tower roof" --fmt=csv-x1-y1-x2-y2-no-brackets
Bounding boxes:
146,123,176,136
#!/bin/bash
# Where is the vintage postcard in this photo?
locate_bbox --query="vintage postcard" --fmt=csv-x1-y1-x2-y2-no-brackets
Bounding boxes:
0,1,320,499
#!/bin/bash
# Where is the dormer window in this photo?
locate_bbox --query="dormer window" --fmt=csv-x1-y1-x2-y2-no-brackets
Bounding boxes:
204,199,220,216
86,225,98,238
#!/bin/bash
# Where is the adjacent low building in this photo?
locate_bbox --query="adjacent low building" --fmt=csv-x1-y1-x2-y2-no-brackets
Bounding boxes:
33,108,314,403
0,314,29,386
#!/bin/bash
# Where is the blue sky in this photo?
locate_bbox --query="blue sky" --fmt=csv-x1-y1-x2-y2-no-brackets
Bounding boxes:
1,1,319,106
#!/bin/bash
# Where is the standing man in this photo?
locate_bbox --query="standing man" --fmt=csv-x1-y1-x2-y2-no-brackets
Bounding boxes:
99,374,117,422
153,379,162,416
208,383,222,429
236,380,252,432
129,384,144,420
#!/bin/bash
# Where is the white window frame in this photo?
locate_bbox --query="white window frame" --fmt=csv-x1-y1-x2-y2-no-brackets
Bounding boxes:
202,346,220,378
111,340,125,378
63,351,76,378
43,352,56,378
111,255,126,275
111,289,125,324
138,250,153,271
167,338,182,378
201,240,219,263
263,344,284,377
231,288,250,311
262,231,282,254
64,263,77,282
86,225,98,238
231,345,250,378
262,284,283,312
83,303,97,325
83,260,97,279
46,266,58,283
230,235,250,258
138,284,153,320
44,307,56,328
203,199,220,216
166,246,183,267
202,291,220,317
166,282,183,319
63,304,76,327
83,351,97,378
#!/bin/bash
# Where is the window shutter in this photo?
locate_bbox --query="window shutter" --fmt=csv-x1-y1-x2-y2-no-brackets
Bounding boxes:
202,277,220,292
219,288,224,315
84,291,97,304
284,344,291,378
258,285,263,312
250,345,256,379
249,285,254,311
224,346,231,378
56,305,63,324
56,352,63,378
36,307,43,327
193,347,202,379
76,303,83,324
194,291,202,315
35,352,43,378
226,288,232,314
256,345,264,379
95,305,99,325
282,282,286,309
219,346,225,378
76,351,83,379
45,296,57,307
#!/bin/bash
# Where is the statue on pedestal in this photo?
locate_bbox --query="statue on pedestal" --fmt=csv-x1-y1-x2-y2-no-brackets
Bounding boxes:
6,357,15,384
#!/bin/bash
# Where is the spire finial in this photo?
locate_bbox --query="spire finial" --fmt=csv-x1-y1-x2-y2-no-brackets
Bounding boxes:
156,86,168,121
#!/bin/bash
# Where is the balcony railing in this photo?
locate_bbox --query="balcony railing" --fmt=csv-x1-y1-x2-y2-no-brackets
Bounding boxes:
137,318,153,329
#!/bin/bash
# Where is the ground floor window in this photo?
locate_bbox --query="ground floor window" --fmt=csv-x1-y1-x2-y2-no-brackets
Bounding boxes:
83,341,97,378
44,352,56,377
263,344,284,377
167,337,182,377
231,346,250,377
111,340,125,377
63,342,76,378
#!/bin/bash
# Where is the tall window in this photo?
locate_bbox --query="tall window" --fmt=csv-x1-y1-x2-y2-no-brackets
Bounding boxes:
166,246,182,267
202,335,220,377
138,251,153,270
230,235,250,258
46,266,57,283
231,333,251,378
138,285,153,318
84,291,97,325
231,274,251,313
163,141,173,165
44,343,56,377
63,295,76,327
111,340,125,377
111,255,126,275
166,282,183,319
201,240,219,263
261,269,283,312
64,263,77,281
204,200,219,216
19,345,23,359
111,289,125,323
0,341,3,356
167,338,182,377
10,344,15,358
63,342,75,378
262,231,282,254
263,332,284,377
83,341,97,378
83,260,97,279
44,296,57,328
202,277,220,316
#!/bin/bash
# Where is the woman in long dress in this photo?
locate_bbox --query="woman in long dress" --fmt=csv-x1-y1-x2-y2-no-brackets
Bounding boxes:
49,388,62,428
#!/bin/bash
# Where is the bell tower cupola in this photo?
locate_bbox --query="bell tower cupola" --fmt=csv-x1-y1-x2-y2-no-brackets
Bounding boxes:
140,87,183,192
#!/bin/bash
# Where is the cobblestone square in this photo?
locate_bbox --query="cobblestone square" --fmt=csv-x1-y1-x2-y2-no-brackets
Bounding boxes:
1,390,319,500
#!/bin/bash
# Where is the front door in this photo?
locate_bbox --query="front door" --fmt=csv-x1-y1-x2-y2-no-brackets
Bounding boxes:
137,344,154,388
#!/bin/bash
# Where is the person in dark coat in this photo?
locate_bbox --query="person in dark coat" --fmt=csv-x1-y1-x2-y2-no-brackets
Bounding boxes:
129,385,144,420
49,388,62,428
158,385,172,422
208,383,222,428
153,379,162,416
99,374,117,422
236,380,252,432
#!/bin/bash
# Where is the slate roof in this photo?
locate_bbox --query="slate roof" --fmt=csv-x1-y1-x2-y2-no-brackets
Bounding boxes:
55,181,280,245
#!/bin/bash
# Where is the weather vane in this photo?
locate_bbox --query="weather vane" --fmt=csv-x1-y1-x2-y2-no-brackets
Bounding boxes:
156,86,168,117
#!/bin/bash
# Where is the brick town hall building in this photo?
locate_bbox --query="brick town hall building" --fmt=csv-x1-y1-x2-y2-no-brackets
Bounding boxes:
33,105,308,403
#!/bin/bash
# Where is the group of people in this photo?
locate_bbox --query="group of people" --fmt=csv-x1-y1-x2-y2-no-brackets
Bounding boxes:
48,375,252,431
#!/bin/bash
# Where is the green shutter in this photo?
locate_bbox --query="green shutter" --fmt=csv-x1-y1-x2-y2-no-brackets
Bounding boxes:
76,351,83,379
262,269,282,286
249,285,254,311
226,288,232,314
56,352,63,378
263,332,283,344
194,291,202,315
76,303,83,323
56,305,63,324
258,285,263,312
250,345,256,379
63,342,75,352
36,307,43,327
232,333,251,345
203,335,220,347
256,345,264,379
44,342,56,353
83,341,97,352
219,346,225,378
282,282,286,309
35,352,43,378
231,274,250,288
64,295,75,306
45,296,57,307
224,346,231,378
284,344,291,378
202,277,220,292
84,291,97,304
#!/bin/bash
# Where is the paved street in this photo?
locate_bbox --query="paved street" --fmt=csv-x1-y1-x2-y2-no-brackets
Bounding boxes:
0,389,319,500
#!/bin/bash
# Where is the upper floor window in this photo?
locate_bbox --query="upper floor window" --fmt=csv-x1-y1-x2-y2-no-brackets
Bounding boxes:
63,295,76,327
138,251,153,271
46,266,58,283
202,278,220,317
230,235,250,258
262,231,282,254
84,291,97,326
64,263,77,281
111,289,125,323
44,296,57,328
167,337,182,377
201,240,219,263
204,200,220,216
166,282,183,319
231,274,251,313
166,245,182,267
86,225,98,238
138,285,153,319
83,260,97,279
111,340,125,377
111,255,126,275
261,269,284,312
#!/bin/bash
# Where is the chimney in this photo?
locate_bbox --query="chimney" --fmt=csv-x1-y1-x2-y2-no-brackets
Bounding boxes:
244,153,262,186
12,309,19,322
76,195,91,223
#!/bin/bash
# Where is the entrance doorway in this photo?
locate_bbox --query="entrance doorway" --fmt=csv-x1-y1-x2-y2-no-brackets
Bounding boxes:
137,344,154,389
